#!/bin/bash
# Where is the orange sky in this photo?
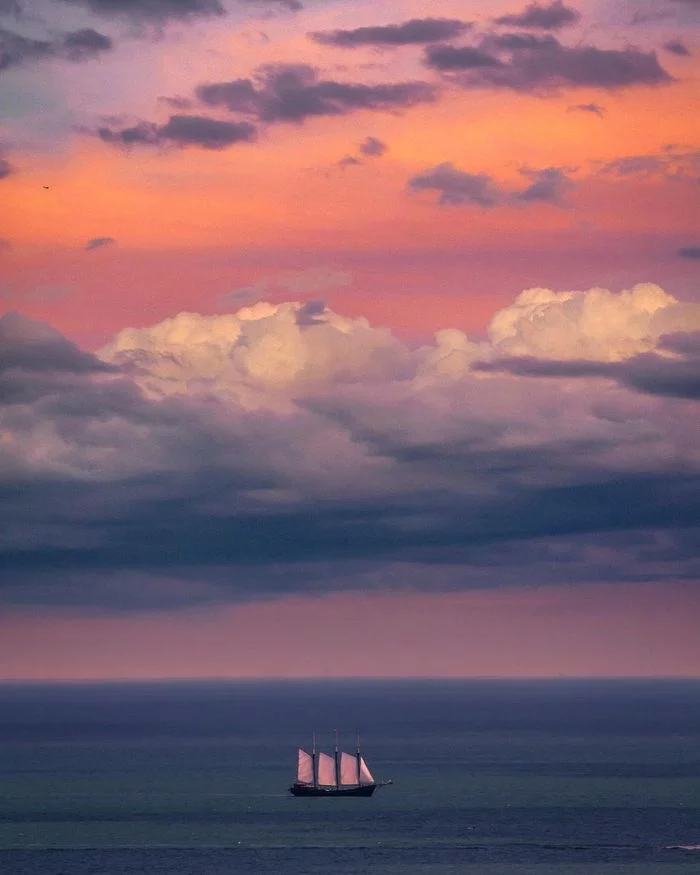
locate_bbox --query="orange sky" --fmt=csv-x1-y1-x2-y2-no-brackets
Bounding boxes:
1,0,698,350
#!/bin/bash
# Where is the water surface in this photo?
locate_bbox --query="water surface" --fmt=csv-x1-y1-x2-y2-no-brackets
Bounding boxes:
1,679,699,873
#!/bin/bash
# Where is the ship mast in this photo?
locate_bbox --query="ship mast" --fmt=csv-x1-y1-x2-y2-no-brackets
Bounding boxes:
355,730,361,786
334,728,340,789
312,731,318,789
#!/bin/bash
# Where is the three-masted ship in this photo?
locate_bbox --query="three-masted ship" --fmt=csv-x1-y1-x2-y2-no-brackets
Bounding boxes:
289,733,391,797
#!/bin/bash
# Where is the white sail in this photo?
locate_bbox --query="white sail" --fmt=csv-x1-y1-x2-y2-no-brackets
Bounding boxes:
317,752,337,786
340,751,359,786
297,749,314,785
358,756,374,785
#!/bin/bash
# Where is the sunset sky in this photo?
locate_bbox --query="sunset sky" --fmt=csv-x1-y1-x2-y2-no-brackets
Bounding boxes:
1,0,699,679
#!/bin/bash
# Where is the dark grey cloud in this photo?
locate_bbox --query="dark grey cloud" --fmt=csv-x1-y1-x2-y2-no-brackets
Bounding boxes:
568,101,606,116
310,18,472,48
493,1,582,30
598,148,700,180
424,34,672,92
600,154,666,176
1,26,53,70
338,154,362,167
408,162,502,206
0,25,113,72
237,0,303,9
85,236,116,250
487,32,559,50
295,299,327,326
158,95,194,110
475,332,700,400
408,162,574,207
98,114,257,150
0,156,11,178
59,0,302,25
59,0,225,23
195,64,438,124
664,39,691,56
0,311,113,378
423,44,501,71
516,166,575,204
159,114,257,148
630,0,700,25
358,135,386,157
678,246,700,259
238,0,302,9
61,28,113,60
1,309,697,610
0,0,23,17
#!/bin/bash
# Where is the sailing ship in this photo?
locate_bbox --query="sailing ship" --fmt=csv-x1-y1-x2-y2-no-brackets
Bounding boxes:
289,732,392,797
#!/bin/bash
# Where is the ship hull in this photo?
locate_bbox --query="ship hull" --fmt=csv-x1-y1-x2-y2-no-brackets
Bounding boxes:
289,782,377,797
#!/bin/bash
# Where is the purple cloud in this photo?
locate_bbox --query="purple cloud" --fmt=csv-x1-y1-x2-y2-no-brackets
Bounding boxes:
196,64,438,124
598,148,700,180
568,102,606,116
338,154,362,167
59,0,225,22
60,0,302,23
664,40,691,56
310,18,472,48
516,166,576,204
408,163,503,206
0,0,22,17
0,25,113,72
0,311,114,376
475,332,700,400
494,1,582,30
1,294,698,609
0,300,698,610
358,136,387,157
424,44,502,71
425,34,672,92
98,114,257,150
61,28,113,61
85,236,116,250
408,163,575,207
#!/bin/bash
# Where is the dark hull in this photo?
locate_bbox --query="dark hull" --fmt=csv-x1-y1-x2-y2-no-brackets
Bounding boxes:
289,783,377,797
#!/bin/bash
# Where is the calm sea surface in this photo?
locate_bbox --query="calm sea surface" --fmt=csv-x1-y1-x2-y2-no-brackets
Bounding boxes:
1,679,699,874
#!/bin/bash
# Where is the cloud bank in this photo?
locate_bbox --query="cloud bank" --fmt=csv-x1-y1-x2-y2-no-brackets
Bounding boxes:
310,18,472,48
424,34,671,92
59,0,226,23
195,64,438,124
408,162,575,207
1,283,698,609
0,25,112,73
97,114,257,150
493,1,582,31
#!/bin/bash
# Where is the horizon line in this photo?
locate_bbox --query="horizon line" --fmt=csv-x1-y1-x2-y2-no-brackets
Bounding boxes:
1,675,699,685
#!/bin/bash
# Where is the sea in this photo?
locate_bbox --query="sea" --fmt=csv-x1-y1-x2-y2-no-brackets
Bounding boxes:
1,679,699,875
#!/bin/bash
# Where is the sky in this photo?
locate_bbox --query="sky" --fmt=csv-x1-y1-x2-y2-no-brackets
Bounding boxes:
0,0,699,680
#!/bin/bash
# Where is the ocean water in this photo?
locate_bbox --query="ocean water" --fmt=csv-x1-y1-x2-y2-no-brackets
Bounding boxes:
1,679,699,874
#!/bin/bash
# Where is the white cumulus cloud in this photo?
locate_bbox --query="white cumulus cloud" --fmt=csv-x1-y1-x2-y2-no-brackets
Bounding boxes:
487,282,700,361
1,282,698,609
99,301,413,403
